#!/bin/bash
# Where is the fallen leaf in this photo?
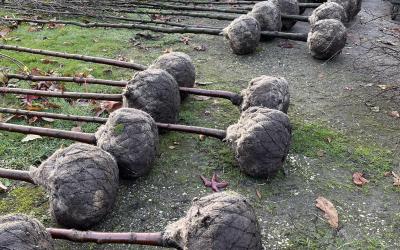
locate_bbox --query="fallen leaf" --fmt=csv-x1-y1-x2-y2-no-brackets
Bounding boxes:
40,58,58,64
315,196,339,229
278,40,294,48
389,111,399,118
21,134,42,142
193,95,211,101
352,172,369,186
180,36,191,45
42,117,55,122
168,146,176,150
199,134,206,141
0,72,8,85
193,44,207,51
71,126,82,132
0,181,7,192
0,27,12,38
393,172,400,187
316,150,325,157
164,48,173,53
256,189,262,199
371,106,380,112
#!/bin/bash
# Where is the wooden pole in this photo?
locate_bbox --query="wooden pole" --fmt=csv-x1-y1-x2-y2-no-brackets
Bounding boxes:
0,122,97,144
47,228,168,247
0,168,34,184
0,87,123,101
4,75,243,105
0,108,227,140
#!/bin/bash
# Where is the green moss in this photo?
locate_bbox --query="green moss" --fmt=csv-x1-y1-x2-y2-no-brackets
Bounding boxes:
291,120,394,176
0,185,48,219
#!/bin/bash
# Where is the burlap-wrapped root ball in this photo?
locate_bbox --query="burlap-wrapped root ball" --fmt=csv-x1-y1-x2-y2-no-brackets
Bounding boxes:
307,19,347,60
280,0,300,30
29,143,119,229
95,108,159,179
309,2,348,26
164,192,263,250
241,75,290,113
223,15,261,55
0,214,54,249
123,69,180,124
226,107,292,177
328,0,360,20
249,0,282,31
149,52,196,100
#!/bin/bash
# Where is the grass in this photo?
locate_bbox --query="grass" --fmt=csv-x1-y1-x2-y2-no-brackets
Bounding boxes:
0,10,398,250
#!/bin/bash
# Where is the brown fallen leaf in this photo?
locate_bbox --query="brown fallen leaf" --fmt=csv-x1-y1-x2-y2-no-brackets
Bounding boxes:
193,44,207,51
199,134,206,141
315,196,339,229
21,134,42,142
392,172,400,187
389,111,399,118
316,150,325,157
256,189,262,199
352,172,369,186
71,126,82,132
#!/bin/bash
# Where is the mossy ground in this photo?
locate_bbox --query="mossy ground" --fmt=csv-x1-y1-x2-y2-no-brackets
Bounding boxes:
0,2,399,249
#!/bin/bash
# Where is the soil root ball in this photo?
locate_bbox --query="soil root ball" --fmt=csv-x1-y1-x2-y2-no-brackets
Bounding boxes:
328,0,359,20
280,0,300,30
149,52,196,100
164,191,263,250
223,15,261,55
0,214,54,250
226,107,292,177
30,143,119,229
95,108,159,179
241,75,290,113
123,69,180,123
249,0,282,31
307,19,347,60
309,2,348,26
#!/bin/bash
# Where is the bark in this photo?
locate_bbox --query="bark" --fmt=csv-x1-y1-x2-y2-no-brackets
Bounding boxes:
0,122,96,144
0,168,34,184
47,229,167,246
0,108,227,140
0,43,147,70
0,87,123,101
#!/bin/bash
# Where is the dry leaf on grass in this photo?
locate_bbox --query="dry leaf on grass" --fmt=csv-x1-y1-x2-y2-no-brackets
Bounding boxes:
315,196,339,229
392,172,400,187
352,172,369,186
21,134,42,142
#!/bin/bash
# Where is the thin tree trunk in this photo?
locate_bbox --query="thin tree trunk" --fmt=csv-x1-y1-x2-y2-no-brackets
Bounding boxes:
5,74,242,105
0,168,34,184
0,122,97,144
0,108,108,124
0,87,123,101
0,44,147,70
47,228,168,246
0,18,308,41
0,108,227,139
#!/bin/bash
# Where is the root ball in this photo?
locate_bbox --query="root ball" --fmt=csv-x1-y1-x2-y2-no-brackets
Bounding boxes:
249,0,282,31
30,143,119,229
309,2,348,25
149,52,196,100
95,108,159,179
226,107,292,177
223,15,261,55
307,19,347,60
279,0,300,30
164,192,263,250
123,69,180,124
328,0,360,20
0,214,54,250
240,75,290,113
